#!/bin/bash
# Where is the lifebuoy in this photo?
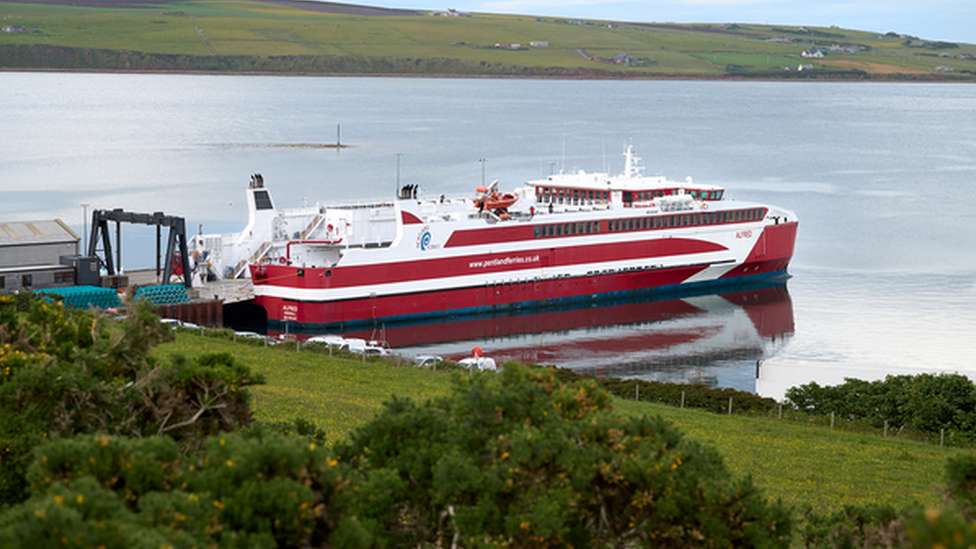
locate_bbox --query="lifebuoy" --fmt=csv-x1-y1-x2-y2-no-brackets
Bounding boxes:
472,346,483,358
278,256,287,265
701,202,709,210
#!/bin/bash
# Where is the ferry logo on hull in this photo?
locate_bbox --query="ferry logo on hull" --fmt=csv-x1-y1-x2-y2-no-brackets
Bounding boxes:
417,225,438,251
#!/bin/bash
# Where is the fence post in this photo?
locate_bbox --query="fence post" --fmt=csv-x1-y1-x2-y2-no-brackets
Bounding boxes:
636,383,640,401
681,391,685,409
728,397,733,415
941,428,945,447
778,403,783,419
296,340,300,353
884,420,888,438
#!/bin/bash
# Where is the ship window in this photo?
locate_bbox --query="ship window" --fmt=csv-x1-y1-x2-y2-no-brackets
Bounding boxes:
573,190,579,205
297,269,305,278
326,269,332,277
253,190,274,210
534,226,541,238
556,224,563,236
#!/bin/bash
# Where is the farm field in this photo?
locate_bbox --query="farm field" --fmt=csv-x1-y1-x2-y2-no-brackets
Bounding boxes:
2,0,974,79
153,331,962,516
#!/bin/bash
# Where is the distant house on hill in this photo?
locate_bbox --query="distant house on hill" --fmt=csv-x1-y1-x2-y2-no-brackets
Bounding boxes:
1,25,26,33
801,48,825,58
529,41,549,47
430,8,470,17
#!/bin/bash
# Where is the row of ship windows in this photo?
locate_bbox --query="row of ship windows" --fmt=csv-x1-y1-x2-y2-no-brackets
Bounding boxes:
537,187,610,205
532,208,766,238
534,187,725,205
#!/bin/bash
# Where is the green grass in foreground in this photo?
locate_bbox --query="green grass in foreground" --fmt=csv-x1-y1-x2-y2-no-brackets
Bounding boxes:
154,332,962,516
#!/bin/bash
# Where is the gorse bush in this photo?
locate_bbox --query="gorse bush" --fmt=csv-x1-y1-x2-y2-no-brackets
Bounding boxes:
0,293,263,504
0,431,373,548
337,363,794,547
0,364,794,548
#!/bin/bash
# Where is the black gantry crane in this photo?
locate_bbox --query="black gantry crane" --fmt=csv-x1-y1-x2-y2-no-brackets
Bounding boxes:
88,209,191,289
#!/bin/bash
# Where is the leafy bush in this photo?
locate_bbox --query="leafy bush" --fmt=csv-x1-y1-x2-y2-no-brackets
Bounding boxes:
337,362,793,547
801,504,908,548
0,431,373,548
786,374,976,443
0,294,263,504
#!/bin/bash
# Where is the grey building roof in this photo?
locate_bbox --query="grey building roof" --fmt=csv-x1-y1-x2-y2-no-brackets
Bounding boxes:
0,219,80,248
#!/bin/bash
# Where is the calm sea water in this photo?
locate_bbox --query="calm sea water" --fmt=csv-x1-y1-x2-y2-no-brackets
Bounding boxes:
3,73,975,397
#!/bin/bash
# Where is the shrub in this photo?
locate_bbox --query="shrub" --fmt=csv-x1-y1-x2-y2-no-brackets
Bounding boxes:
786,374,976,443
337,362,793,547
0,294,263,504
0,432,374,548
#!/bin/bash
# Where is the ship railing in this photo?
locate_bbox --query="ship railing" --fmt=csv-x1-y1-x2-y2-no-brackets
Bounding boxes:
314,194,472,212
233,241,272,279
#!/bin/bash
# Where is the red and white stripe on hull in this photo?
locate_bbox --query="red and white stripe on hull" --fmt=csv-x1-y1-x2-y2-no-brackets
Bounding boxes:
251,221,796,328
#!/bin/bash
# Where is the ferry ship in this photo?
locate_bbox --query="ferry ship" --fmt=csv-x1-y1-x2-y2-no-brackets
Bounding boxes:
193,146,797,330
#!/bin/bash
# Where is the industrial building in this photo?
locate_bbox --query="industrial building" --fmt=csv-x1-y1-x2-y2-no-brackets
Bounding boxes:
0,219,84,293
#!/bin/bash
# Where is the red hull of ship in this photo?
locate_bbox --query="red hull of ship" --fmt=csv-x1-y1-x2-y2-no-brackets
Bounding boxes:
252,222,797,330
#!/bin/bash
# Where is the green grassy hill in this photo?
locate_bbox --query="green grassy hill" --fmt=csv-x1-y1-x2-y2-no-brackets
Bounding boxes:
153,331,962,517
2,0,975,79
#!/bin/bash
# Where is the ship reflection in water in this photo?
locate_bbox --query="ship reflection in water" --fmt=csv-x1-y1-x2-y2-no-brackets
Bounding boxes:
276,281,795,391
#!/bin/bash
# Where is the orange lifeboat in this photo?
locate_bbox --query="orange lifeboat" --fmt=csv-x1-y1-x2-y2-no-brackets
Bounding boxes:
475,192,517,211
